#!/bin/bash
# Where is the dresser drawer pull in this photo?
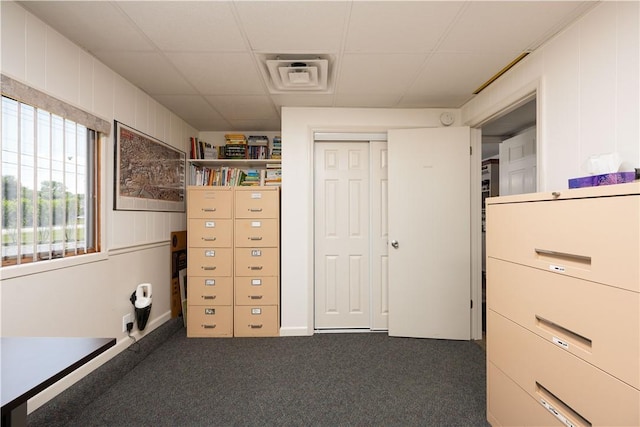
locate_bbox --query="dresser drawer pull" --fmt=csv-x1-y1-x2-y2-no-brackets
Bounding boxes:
250,295,263,300
202,237,217,241
249,208,263,212
534,248,591,265
535,315,592,351
203,296,216,300
536,382,591,427
249,324,263,329
202,266,217,271
249,237,263,241
202,324,217,329
249,266,263,270
202,208,217,212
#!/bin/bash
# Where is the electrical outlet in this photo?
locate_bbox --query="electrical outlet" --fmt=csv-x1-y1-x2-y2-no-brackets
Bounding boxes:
122,313,132,332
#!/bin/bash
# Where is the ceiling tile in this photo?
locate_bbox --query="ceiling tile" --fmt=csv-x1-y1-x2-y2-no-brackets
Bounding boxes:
93,51,196,96
154,94,231,130
345,1,465,53
400,52,516,107
234,1,350,52
117,1,246,52
225,118,282,132
334,94,403,108
166,52,264,95
439,1,588,53
19,1,154,52
337,53,427,95
270,94,335,108
205,95,279,121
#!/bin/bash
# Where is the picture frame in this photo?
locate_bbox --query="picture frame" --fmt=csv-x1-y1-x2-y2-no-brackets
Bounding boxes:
114,121,185,212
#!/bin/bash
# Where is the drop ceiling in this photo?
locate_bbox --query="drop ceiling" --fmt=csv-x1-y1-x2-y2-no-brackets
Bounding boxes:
18,1,596,132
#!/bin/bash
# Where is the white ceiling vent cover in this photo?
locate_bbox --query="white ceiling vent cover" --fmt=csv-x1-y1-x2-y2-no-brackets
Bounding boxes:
265,58,329,92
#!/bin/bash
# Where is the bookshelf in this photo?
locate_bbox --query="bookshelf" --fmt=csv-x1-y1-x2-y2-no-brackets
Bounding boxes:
188,159,282,186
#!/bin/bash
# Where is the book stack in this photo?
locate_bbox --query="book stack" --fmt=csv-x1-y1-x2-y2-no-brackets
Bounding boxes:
190,137,216,159
223,133,247,159
271,136,281,159
247,135,269,159
240,169,262,186
265,163,282,186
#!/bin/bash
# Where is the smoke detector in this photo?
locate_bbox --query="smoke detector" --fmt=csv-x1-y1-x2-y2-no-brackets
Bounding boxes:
258,54,334,94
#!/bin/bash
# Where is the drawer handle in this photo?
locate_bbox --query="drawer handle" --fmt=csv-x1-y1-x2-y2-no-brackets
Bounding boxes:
202,266,217,271
202,324,217,329
249,266,263,270
534,248,591,265
203,296,216,300
536,382,591,427
249,324,263,329
250,295,263,300
249,208,263,212
249,237,263,241
551,191,561,198
535,315,592,351
202,208,217,212
202,237,217,241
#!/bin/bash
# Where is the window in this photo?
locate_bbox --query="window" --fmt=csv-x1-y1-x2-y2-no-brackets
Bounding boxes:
1,95,100,266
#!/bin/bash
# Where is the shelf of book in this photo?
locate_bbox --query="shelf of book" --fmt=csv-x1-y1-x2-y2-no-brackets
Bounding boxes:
188,159,282,187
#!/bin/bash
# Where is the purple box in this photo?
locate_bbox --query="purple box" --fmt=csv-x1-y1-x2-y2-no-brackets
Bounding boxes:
568,172,636,188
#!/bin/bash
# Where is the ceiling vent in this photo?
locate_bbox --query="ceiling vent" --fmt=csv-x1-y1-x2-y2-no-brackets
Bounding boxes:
257,54,334,94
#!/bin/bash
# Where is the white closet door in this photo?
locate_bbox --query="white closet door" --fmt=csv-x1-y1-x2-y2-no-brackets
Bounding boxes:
499,127,537,196
388,127,471,340
314,142,370,329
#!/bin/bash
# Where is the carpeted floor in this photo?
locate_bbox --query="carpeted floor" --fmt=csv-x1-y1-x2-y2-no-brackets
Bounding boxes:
33,328,489,426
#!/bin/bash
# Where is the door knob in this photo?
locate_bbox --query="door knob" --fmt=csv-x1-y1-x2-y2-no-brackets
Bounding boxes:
391,240,399,249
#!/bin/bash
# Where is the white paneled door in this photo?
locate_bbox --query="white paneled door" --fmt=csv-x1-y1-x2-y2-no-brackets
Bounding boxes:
314,141,389,330
499,127,537,196
387,127,471,340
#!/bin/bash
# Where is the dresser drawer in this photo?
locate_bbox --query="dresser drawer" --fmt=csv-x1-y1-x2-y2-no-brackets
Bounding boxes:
234,305,279,337
488,310,640,426
488,258,640,389
187,187,232,219
235,276,278,306
187,248,232,277
486,194,640,292
187,305,232,337
188,219,232,248
234,188,279,219
488,361,562,427
234,218,278,247
235,248,278,277
189,276,233,306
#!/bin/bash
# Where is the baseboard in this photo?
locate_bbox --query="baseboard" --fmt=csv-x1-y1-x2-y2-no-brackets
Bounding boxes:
27,315,183,427
279,326,313,336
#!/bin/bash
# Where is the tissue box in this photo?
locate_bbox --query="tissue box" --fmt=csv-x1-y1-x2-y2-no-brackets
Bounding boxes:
568,172,636,188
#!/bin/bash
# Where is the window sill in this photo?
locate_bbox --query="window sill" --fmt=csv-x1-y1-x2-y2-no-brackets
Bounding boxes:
0,252,108,281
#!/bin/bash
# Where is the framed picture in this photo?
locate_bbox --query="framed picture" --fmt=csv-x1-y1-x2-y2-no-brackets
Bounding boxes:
114,121,185,212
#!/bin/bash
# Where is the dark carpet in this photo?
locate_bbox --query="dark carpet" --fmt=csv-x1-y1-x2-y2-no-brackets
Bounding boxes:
35,328,488,426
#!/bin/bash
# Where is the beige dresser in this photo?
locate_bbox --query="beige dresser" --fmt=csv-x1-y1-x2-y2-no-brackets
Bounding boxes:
186,186,280,338
486,182,639,426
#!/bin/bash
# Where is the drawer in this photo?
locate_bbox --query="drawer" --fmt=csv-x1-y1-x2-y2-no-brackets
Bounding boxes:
188,219,232,247
189,276,233,306
234,188,279,219
187,305,232,337
235,219,278,247
235,247,278,277
488,310,640,426
234,305,279,337
235,276,278,306
488,258,640,389
187,248,232,277
486,194,640,292
187,187,232,219
488,361,562,427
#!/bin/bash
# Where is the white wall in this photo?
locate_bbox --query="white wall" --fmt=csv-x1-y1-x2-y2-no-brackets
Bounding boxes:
279,107,463,336
462,1,639,191
0,1,196,411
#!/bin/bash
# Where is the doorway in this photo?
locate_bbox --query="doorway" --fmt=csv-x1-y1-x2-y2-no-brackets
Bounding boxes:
479,97,537,332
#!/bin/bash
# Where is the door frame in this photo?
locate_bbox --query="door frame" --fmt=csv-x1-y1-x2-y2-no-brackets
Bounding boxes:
466,82,540,339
